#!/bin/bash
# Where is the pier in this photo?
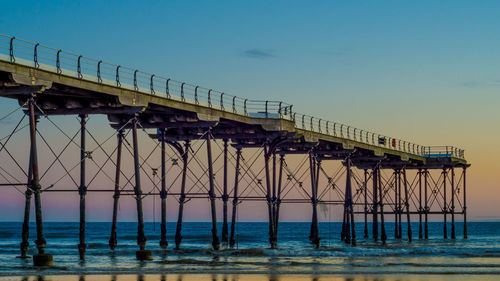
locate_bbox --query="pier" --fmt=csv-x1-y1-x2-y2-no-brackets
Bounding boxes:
0,34,469,266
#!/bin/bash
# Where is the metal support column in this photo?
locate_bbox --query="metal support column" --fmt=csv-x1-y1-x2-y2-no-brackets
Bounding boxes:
229,146,242,248
20,135,33,258
132,118,152,260
221,139,229,245
206,130,220,250
272,152,277,221
443,168,448,239
379,167,387,244
109,129,123,250
159,129,168,249
346,157,356,246
78,114,87,260
272,152,278,246
341,206,347,242
341,170,347,243
309,153,320,248
315,158,320,239
274,153,284,245
175,141,189,249
463,167,467,239
394,169,399,239
418,169,423,239
372,167,379,241
363,169,369,239
398,168,402,239
264,144,276,249
451,167,456,239
29,97,52,266
20,189,32,258
341,158,349,244
403,168,412,242
424,169,429,239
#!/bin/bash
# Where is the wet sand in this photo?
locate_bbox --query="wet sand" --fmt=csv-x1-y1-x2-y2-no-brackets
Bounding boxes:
2,274,500,281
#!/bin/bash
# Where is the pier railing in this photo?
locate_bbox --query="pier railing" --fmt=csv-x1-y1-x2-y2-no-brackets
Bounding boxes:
422,146,465,159
293,113,419,155
0,34,465,160
0,35,293,119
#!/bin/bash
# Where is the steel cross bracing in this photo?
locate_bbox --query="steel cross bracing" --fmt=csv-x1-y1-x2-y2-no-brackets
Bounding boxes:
0,34,470,265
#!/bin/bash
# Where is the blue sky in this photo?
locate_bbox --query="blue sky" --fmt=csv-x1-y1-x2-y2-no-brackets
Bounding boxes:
0,0,499,221
3,1,499,100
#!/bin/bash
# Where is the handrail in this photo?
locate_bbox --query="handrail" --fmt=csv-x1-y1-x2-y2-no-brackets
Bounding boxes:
290,112,465,160
0,33,292,120
0,33,465,160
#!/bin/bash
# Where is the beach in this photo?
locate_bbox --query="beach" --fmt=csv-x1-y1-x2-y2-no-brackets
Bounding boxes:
0,222,499,280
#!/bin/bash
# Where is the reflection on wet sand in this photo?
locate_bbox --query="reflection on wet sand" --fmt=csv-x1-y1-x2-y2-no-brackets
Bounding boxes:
6,275,500,281
2,275,361,281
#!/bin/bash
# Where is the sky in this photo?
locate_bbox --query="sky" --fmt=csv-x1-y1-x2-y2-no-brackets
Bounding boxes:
0,0,499,222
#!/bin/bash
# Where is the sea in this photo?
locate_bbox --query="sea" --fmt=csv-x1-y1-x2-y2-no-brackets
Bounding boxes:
0,221,499,280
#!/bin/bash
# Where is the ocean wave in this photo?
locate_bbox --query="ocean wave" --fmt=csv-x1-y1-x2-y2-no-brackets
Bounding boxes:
1,221,500,276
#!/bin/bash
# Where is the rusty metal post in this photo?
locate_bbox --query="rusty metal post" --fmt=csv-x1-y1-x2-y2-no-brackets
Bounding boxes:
418,169,423,239
132,118,152,260
403,168,412,242
463,167,467,238
229,146,242,248
424,169,429,239
264,144,276,249
443,168,448,239
363,169,369,239
159,129,168,249
206,130,220,250
78,114,87,260
221,139,229,245
451,167,456,239
372,166,379,241
20,136,33,258
109,129,123,250
379,167,387,244
29,97,52,266
175,141,190,249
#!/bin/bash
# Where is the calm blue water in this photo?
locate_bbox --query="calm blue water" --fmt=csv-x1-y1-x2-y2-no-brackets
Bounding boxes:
0,221,499,277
